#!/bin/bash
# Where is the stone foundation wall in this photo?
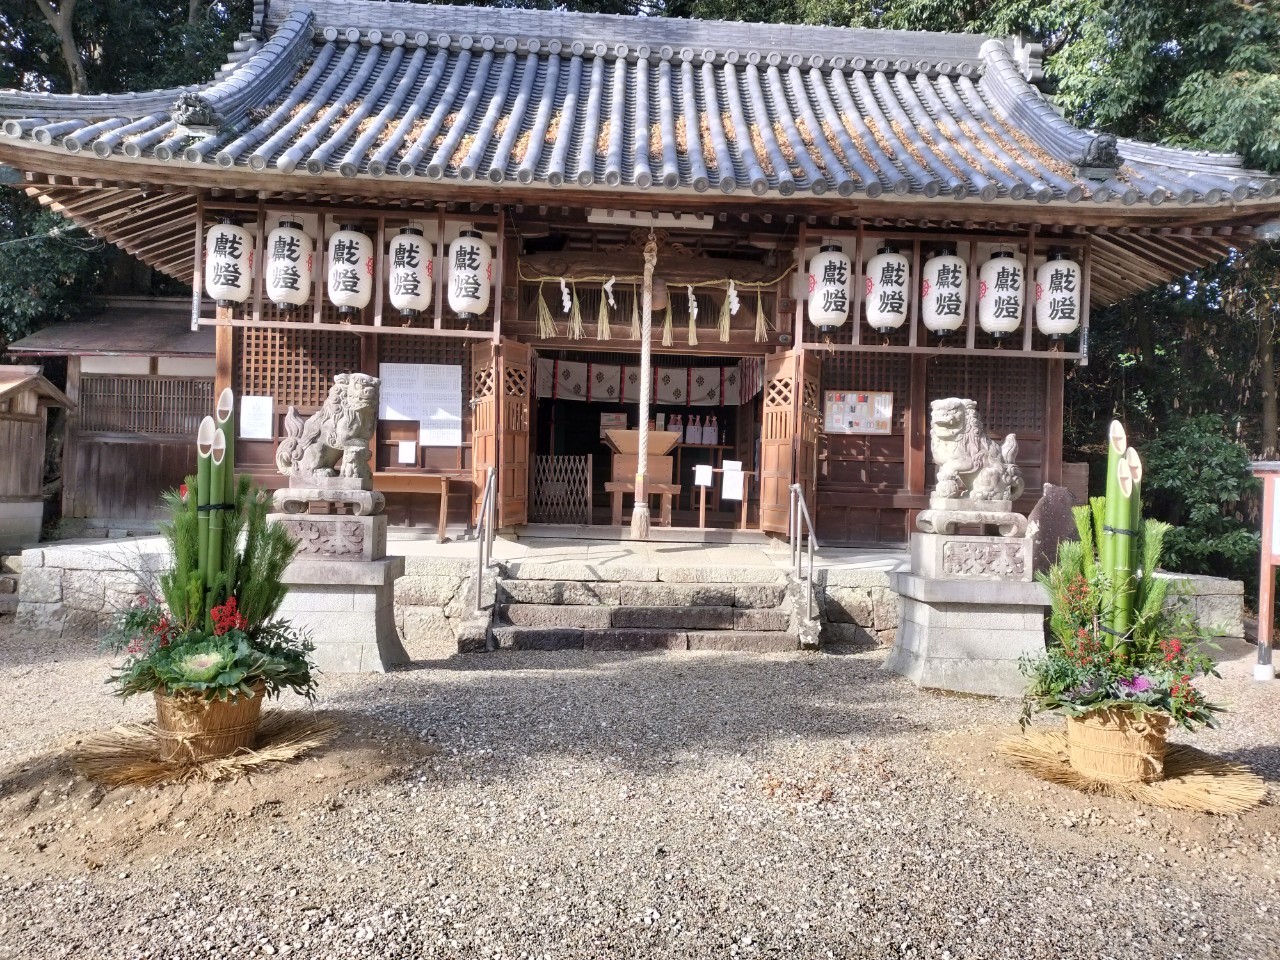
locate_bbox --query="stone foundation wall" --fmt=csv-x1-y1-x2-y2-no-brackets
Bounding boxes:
814,569,900,647
393,557,478,660
16,540,167,637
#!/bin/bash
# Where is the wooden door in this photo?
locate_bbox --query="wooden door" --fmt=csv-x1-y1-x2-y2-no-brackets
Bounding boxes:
498,339,532,527
471,341,498,525
759,350,821,535
795,350,822,523
759,352,796,533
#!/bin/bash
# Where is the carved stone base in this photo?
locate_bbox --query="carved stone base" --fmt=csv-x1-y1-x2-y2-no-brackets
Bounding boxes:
916,507,1027,537
911,532,1035,582
883,572,1049,697
927,496,1013,512
273,487,385,517
278,557,407,673
270,513,387,562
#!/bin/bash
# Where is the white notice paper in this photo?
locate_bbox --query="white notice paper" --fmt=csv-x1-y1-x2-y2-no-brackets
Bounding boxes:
239,395,274,439
722,459,744,500
397,441,418,466
379,362,463,447
694,463,714,487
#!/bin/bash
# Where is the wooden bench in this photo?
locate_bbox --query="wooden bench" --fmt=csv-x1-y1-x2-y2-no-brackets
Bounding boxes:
373,472,466,543
604,481,681,527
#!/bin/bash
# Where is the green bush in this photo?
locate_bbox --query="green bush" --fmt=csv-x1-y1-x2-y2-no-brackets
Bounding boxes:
1139,415,1260,588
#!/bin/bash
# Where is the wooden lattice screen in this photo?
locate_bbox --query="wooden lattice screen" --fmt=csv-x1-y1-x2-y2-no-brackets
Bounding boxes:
237,328,362,410
926,355,1045,436
820,353,911,431
79,376,213,435
531,454,592,524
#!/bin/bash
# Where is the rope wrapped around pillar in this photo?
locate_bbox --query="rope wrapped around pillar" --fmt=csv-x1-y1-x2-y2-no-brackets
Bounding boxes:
631,235,658,539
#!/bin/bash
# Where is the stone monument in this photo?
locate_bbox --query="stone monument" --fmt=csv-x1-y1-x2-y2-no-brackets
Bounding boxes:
270,373,408,672
884,398,1049,696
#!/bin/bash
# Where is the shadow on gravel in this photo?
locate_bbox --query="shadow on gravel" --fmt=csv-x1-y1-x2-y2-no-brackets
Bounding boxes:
317,649,924,783
1220,743,1280,782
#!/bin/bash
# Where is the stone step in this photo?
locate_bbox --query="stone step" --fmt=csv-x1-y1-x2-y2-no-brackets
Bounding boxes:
495,578,786,609
491,626,797,652
0,555,21,574
501,561,785,585
496,603,613,629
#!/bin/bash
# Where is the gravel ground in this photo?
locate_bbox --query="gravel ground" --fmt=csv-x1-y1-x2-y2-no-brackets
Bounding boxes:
1,613,1279,960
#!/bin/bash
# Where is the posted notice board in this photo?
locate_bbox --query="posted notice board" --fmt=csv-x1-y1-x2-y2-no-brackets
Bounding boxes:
378,362,463,447
823,390,894,435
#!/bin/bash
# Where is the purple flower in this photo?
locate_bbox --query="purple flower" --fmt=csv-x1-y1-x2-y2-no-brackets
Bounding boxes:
1120,675,1154,694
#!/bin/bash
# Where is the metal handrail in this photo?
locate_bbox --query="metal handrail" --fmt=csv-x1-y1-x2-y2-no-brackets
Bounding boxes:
474,466,497,612
789,483,820,620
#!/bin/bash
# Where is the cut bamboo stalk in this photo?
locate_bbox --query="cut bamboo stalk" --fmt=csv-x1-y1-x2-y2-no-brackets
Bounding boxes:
1125,447,1143,576
206,430,227,630
1112,458,1135,638
215,387,235,505
1102,420,1128,581
196,416,215,601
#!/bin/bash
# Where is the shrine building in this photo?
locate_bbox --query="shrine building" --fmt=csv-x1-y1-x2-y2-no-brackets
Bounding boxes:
4,0,1280,545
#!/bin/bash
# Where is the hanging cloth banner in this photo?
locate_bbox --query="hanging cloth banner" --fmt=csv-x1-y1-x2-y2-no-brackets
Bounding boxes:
555,360,588,401
722,365,741,406
623,366,643,404
688,367,721,406
655,367,687,405
589,364,622,402
535,357,556,399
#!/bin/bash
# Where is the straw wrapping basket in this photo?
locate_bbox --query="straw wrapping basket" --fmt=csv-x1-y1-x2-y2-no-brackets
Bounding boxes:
153,682,266,763
1066,707,1170,783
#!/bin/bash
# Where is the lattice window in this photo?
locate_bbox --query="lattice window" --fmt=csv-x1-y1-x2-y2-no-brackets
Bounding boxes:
821,353,910,431
531,455,592,524
80,376,213,435
926,356,1045,435
237,328,362,409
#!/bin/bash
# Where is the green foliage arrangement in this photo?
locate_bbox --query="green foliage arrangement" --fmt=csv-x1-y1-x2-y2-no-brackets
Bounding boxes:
104,482,315,703
1023,502,1222,732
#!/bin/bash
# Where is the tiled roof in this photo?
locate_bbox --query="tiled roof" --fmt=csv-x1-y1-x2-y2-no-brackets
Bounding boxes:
1,1,1278,207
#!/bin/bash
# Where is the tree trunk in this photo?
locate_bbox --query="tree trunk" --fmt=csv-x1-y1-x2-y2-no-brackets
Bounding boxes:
34,0,87,95
188,0,204,25
1260,306,1277,459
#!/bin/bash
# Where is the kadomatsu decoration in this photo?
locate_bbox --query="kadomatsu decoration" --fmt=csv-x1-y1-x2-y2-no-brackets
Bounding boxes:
1020,419,1222,784
104,387,316,762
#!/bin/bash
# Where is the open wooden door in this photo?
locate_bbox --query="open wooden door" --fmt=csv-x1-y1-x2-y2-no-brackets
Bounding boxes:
795,349,822,523
759,350,821,535
498,339,532,527
471,341,498,525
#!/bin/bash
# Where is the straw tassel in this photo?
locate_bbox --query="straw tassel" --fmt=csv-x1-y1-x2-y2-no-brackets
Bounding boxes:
596,288,611,341
754,292,768,343
535,282,556,339
718,291,732,342
686,285,699,346
661,300,674,347
568,283,584,340
629,285,641,339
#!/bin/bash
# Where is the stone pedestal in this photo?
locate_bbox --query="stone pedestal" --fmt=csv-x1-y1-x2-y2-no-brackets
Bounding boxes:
911,532,1035,582
884,573,1049,697
271,514,387,562
278,557,407,673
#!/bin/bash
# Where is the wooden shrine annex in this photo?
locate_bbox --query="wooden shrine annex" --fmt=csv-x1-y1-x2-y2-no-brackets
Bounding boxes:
4,0,1280,545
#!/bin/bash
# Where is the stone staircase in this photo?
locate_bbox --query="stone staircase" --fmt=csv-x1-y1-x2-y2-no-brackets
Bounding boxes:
489,560,799,652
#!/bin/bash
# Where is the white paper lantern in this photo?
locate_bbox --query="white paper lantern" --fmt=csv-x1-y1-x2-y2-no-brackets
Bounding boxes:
807,243,852,330
863,245,910,332
264,220,312,310
326,224,374,313
388,227,433,316
978,250,1024,338
920,247,968,335
204,220,253,305
1035,251,1082,338
448,229,492,319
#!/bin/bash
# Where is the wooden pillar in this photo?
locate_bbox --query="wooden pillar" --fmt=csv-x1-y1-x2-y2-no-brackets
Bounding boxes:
905,355,928,537
214,310,234,399
61,356,81,520
1044,358,1065,486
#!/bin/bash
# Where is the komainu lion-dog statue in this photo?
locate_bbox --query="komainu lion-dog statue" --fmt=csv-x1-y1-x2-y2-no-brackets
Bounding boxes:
929,397,1025,503
275,373,380,482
